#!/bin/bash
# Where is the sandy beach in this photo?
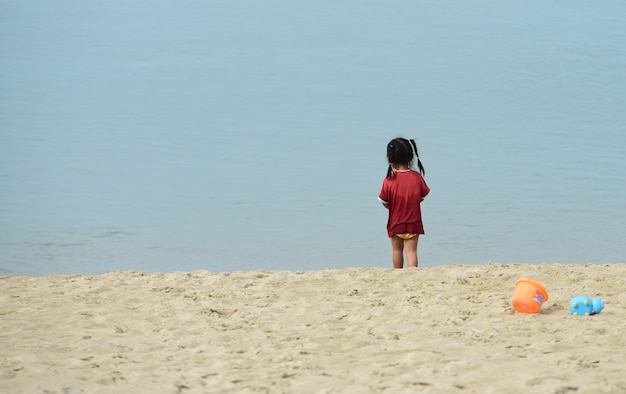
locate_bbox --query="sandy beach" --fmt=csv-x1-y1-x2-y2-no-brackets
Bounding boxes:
1,263,625,393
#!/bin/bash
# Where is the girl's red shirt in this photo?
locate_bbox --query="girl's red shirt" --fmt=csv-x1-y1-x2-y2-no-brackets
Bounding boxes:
378,169,430,237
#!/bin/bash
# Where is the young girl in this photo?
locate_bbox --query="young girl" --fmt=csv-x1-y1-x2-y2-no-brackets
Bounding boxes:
378,138,430,268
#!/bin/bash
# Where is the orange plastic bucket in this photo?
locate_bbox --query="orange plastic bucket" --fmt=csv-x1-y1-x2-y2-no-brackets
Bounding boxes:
511,278,549,313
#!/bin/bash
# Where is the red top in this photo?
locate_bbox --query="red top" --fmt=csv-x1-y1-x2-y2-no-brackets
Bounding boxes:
378,170,430,237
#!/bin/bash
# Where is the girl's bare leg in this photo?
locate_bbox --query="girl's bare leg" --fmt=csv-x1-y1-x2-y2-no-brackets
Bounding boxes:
405,235,419,268
390,236,405,268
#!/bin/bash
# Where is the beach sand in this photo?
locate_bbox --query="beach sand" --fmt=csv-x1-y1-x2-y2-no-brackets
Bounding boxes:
1,263,625,393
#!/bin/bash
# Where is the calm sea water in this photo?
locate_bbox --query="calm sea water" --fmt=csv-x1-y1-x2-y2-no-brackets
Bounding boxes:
1,1,625,275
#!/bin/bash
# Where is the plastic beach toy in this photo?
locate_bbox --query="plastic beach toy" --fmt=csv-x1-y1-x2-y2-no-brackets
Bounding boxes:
569,296,605,316
511,278,549,313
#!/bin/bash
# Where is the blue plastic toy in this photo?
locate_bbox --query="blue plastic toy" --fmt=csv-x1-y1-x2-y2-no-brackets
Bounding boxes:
569,296,605,316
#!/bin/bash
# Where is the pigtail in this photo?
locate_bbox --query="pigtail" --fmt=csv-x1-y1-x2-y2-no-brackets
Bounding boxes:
386,141,395,179
409,139,425,176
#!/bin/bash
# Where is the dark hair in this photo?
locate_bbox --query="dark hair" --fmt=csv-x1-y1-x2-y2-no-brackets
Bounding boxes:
386,137,425,178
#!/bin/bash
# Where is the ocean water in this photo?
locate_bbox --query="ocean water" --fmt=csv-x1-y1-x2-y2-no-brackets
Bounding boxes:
1,0,625,276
